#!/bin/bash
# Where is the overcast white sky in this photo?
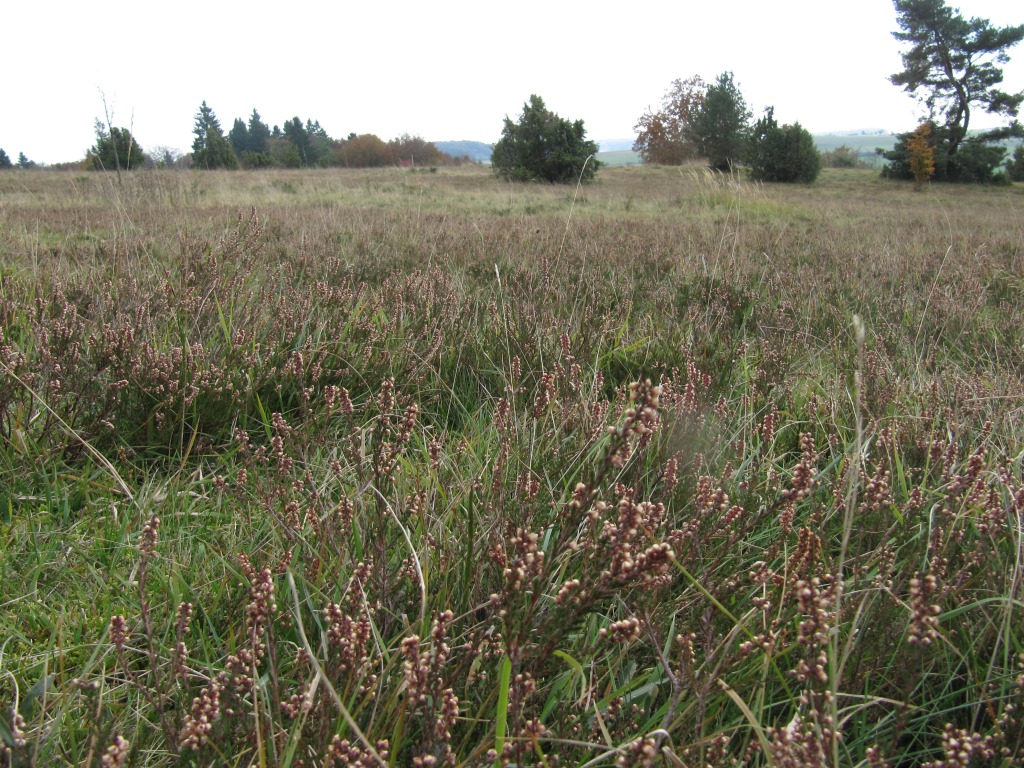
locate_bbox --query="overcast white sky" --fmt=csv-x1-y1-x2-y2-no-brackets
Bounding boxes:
3,0,1022,164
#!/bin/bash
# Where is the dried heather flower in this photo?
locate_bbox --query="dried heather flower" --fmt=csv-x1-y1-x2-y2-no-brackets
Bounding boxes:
138,514,160,556
100,734,130,767
179,672,226,750
325,737,390,767
173,602,193,680
615,735,658,767
109,614,129,651
245,566,277,645
782,433,817,502
600,617,643,644
908,572,941,646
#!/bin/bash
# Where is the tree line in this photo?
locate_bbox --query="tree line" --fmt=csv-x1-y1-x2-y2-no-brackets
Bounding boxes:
81,100,470,173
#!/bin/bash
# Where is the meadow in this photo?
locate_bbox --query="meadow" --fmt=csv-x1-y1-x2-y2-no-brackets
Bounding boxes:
0,165,1022,767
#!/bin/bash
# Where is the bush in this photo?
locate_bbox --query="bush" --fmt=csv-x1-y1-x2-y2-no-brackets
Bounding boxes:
492,95,599,183
821,145,869,169
89,124,146,171
748,108,821,183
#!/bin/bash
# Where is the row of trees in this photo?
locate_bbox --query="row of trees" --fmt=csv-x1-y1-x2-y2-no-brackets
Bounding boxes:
82,101,465,173
0,149,37,169
633,72,822,183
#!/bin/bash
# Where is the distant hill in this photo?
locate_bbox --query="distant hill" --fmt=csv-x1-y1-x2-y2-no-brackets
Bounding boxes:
434,140,492,163
597,149,641,166
596,138,636,152
431,132,910,170
434,140,638,166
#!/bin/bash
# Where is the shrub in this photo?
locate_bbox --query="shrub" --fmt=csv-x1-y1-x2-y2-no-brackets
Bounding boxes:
89,124,146,171
821,145,869,169
748,108,821,183
492,95,600,183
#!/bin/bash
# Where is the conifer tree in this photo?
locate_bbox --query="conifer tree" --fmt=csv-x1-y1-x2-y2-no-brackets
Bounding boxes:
688,72,752,171
492,95,599,183
191,101,238,170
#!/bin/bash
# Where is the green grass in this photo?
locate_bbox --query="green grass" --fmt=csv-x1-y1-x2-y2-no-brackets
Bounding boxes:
1,165,1023,766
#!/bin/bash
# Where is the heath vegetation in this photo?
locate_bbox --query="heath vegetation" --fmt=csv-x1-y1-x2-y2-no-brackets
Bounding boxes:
1,165,1023,767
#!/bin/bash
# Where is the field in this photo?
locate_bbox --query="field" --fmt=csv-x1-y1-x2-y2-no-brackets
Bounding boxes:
1,165,1023,767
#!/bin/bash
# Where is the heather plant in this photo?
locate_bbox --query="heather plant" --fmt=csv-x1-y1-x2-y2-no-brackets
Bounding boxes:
0,166,1022,766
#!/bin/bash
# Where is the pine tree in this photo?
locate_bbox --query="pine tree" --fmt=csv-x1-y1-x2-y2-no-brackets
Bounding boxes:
688,72,752,171
0,149,12,169
191,101,238,170
247,110,270,155
492,95,599,183
229,118,249,156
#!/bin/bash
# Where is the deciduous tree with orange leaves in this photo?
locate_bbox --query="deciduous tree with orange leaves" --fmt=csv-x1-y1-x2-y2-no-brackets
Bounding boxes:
633,76,706,165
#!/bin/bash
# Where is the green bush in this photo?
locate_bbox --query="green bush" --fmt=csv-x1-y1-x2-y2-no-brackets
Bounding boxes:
492,94,600,183
88,124,146,171
748,108,821,183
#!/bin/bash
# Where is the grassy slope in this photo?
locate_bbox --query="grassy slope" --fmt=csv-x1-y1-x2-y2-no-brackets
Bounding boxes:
1,166,1023,766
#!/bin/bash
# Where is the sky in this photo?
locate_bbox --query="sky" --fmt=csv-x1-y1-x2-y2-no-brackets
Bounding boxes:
3,0,1023,165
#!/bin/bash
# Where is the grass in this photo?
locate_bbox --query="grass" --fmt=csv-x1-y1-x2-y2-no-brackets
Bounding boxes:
0,164,1023,767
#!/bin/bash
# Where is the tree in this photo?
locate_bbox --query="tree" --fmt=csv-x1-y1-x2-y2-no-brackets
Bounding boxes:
335,134,392,167
230,110,273,168
492,95,599,183
89,121,145,171
906,122,936,189
228,117,249,156
0,149,12,169
388,134,443,167
16,152,36,169
633,75,706,165
150,146,185,169
747,108,821,183
247,110,271,155
280,117,333,167
689,72,752,171
890,0,1024,165
191,101,238,170
282,117,311,165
